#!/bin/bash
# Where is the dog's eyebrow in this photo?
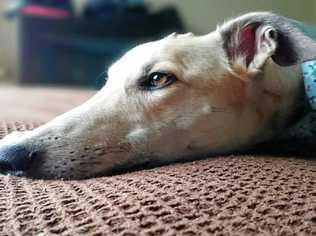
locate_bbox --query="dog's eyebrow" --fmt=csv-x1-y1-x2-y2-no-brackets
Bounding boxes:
142,61,158,77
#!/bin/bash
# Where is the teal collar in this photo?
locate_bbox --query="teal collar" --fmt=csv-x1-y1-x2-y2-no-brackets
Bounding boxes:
302,59,316,110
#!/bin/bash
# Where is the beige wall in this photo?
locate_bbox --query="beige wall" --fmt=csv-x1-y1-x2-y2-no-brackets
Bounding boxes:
0,0,18,83
147,0,316,34
0,0,315,83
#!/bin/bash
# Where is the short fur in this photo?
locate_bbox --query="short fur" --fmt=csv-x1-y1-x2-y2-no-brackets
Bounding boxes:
1,12,316,179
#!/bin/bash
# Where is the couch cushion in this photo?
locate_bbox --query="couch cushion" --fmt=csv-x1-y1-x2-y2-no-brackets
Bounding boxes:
0,121,315,235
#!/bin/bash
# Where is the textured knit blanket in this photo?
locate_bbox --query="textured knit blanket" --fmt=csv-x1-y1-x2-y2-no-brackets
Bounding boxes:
0,86,316,236
0,121,315,235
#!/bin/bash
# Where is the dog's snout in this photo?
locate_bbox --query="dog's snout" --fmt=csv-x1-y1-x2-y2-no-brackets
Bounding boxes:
0,145,35,174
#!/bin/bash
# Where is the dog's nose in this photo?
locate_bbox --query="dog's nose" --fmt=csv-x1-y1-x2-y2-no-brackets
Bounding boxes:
0,145,35,173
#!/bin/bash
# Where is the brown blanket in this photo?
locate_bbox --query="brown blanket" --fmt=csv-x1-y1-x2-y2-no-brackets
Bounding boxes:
0,87,315,235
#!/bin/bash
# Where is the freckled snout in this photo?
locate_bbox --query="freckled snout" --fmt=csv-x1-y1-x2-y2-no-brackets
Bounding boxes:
0,145,37,175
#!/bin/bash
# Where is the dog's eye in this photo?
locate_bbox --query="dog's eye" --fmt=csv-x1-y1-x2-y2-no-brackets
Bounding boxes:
140,72,177,90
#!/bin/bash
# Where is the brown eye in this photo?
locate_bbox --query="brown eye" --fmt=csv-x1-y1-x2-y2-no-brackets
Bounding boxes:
140,72,177,90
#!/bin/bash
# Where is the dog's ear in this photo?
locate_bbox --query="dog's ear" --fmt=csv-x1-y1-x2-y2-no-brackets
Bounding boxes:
220,16,299,73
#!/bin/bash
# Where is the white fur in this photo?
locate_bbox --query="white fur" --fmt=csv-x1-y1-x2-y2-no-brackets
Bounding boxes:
0,12,304,179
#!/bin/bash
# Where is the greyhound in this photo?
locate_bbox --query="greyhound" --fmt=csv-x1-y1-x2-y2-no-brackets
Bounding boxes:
1,12,316,179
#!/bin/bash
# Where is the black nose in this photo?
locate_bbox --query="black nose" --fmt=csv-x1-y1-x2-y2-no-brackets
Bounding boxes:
0,145,35,173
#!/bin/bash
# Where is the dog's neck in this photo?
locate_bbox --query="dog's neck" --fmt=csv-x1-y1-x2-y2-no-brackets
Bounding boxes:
270,62,316,140
263,19,316,141
254,60,307,142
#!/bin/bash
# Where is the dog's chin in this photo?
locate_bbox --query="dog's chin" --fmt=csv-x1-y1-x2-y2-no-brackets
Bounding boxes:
1,168,82,180
1,170,26,178
0,170,47,180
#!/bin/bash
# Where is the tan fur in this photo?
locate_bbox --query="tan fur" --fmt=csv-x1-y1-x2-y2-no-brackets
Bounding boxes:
0,12,303,179
217,72,248,111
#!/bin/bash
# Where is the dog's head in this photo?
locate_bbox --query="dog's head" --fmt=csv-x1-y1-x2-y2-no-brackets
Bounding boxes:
0,12,314,179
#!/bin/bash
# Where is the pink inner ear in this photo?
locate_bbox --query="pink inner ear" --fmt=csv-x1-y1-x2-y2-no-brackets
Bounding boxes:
238,24,257,66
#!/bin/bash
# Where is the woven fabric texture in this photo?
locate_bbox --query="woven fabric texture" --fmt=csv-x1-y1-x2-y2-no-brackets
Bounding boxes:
0,121,315,236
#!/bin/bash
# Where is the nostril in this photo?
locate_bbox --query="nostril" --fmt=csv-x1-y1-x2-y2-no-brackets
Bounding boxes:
0,145,35,173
